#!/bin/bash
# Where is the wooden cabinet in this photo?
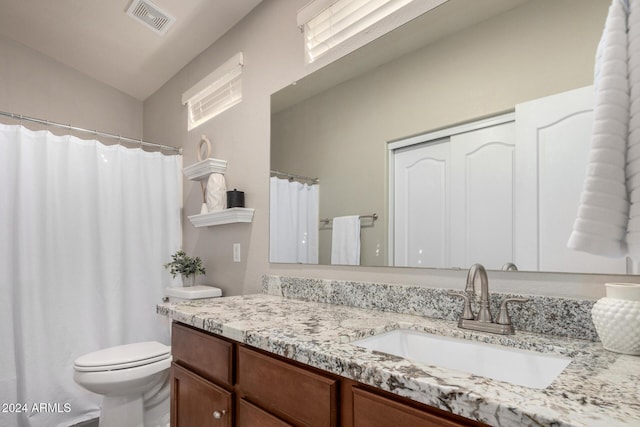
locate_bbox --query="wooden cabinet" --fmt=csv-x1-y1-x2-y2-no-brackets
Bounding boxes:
237,398,293,427
171,323,235,426
171,322,485,427
172,322,234,386
171,363,233,426
171,323,234,387
237,346,338,426
351,386,475,427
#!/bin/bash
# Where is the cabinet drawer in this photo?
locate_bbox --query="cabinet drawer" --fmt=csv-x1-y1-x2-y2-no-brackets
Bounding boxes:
352,387,475,427
237,397,293,427
238,346,338,427
171,363,233,427
171,322,234,386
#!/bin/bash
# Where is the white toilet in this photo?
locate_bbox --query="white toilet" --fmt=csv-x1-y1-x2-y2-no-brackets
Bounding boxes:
73,285,222,426
163,284,222,302
73,341,172,427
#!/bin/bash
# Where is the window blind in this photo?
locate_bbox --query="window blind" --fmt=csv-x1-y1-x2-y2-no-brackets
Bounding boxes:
182,52,244,131
298,0,415,63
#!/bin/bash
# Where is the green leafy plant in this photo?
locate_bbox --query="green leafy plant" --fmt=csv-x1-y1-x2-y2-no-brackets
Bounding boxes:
164,250,206,278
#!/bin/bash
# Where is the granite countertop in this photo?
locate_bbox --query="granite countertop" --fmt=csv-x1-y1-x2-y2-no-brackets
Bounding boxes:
157,294,640,427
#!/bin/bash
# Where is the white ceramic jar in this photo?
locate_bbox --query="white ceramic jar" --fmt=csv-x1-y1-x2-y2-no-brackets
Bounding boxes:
591,283,640,355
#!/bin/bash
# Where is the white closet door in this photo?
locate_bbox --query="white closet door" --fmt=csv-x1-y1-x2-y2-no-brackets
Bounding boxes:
450,122,516,269
392,122,514,270
515,86,627,273
393,140,450,267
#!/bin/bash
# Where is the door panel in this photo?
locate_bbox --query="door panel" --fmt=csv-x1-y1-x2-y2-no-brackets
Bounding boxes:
515,86,627,273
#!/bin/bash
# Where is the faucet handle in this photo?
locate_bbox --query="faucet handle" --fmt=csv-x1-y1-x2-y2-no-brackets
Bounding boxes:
448,291,474,320
496,297,529,325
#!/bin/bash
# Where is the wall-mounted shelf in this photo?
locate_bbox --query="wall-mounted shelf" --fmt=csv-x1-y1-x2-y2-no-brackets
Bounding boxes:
183,156,251,227
188,207,254,228
183,158,227,181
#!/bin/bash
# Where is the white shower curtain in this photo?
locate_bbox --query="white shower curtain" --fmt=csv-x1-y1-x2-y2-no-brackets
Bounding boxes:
269,177,319,264
0,124,182,427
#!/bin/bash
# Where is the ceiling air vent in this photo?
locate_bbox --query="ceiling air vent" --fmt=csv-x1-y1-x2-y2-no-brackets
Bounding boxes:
126,0,175,36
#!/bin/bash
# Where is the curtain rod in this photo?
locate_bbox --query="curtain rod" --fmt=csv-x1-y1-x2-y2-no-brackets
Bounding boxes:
0,110,181,154
270,169,319,184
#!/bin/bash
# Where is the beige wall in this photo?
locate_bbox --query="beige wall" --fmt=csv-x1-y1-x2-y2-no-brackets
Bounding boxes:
0,35,142,141
145,0,627,299
144,0,304,296
271,0,607,266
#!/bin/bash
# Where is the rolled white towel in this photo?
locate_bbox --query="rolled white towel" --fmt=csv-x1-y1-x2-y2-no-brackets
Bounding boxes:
576,204,628,226
568,0,631,258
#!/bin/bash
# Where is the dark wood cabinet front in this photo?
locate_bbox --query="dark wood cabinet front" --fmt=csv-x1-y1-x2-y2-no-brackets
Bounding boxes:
352,386,478,427
236,398,294,427
171,363,233,427
172,322,234,386
237,346,338,426
170,322,485,427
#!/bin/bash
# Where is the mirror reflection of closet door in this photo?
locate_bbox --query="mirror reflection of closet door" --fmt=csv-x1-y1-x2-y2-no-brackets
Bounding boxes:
392,122,515,269
449,123,516,269
393,139,451,268
515,85,628,273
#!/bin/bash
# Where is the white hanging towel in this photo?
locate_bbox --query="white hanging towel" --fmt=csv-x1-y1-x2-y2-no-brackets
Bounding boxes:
331,215,361,265
568,0,640,259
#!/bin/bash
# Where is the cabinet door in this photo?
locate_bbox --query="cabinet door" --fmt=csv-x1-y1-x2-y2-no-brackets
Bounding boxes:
237,397,293,427
171,363,233,427
172,322,234,386
352,387,475,427
238,346,338,427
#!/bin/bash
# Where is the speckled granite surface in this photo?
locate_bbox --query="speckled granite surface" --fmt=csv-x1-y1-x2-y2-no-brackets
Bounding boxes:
263,275,599,341
158,294,639,427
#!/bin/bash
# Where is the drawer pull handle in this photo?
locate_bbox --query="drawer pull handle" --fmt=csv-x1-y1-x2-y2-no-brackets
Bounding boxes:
213,410,226,419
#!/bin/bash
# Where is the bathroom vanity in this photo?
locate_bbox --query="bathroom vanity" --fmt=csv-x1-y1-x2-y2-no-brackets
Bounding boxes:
171,322,480,426
158,281,640,427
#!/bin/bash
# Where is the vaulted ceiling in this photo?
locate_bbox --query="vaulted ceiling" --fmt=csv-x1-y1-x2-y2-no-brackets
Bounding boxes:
0,0,262,100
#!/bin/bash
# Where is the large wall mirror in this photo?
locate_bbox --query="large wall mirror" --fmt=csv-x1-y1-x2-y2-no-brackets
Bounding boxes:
270,0,627,274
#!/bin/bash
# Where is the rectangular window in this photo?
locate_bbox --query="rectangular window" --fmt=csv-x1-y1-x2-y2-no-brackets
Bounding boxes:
298,0,415,64
182,52,244,130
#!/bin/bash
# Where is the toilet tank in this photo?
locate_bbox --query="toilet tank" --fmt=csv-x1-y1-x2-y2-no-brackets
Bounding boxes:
164,285,222,302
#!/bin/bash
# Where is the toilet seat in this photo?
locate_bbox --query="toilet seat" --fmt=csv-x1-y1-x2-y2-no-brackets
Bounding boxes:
74,341,171,372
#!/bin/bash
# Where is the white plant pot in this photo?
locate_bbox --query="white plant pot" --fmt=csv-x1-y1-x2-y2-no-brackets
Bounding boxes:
181,274,196,287
591,283,640,355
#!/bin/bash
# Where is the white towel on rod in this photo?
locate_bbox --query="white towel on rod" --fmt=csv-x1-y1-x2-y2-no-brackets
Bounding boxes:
331,215,361,265
568,0,640,259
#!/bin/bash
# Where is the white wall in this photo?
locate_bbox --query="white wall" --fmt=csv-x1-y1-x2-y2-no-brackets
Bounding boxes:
144,0,626,299
0,34,143,141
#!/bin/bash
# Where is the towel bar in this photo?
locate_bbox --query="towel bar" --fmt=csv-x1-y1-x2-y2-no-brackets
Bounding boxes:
320,213,378,225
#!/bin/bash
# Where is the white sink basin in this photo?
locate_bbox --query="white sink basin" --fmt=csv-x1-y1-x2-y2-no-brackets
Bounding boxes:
350,329,571,389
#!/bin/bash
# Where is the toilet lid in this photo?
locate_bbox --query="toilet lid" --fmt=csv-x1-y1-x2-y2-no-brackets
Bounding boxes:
74,341,171,372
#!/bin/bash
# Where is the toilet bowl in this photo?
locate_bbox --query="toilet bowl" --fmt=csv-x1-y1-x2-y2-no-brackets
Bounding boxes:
73,341,172,427
73,286,222,426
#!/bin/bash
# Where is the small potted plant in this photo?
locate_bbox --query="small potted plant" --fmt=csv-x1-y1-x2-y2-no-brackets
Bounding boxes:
164,250,206,287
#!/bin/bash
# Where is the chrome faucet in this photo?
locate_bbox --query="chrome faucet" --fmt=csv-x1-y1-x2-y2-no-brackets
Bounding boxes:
466,263,492,322
501,262,518,271
449,263,528,335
